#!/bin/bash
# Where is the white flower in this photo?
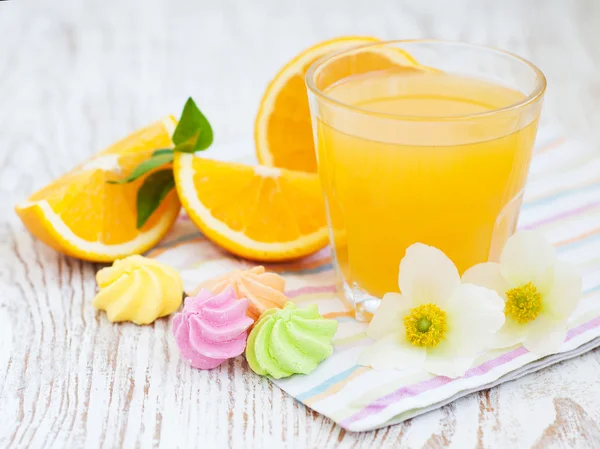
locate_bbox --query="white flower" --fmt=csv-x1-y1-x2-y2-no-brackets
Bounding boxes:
462,230,582,356
358,243,505,378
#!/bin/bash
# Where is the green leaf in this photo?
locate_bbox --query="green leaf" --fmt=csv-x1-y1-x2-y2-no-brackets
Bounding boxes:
172,97,213,152
136,169,175,229
107,152,174,184
152,148,174,157
172,133,199,154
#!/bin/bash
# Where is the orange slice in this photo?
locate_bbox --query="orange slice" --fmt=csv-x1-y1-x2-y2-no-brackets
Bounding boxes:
173,153,328,261
255,36,429,173
15,117,181,262
255,36,378,173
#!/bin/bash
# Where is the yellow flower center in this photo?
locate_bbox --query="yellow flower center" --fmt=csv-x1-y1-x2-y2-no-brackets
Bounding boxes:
505,282,542,324
404,303,447,348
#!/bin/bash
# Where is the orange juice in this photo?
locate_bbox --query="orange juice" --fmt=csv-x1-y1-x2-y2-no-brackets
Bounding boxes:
314,70,539,298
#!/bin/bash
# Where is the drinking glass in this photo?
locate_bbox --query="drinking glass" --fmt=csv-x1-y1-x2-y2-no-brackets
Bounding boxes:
305,40,546,321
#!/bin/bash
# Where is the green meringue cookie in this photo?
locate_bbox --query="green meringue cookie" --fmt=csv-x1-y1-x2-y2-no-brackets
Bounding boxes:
245,302,338,379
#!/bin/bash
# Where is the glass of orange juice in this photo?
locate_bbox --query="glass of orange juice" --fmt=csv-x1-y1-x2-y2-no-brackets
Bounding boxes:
305,40,546,321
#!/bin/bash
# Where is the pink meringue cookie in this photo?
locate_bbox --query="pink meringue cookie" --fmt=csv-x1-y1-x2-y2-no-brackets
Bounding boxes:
172,287,254,369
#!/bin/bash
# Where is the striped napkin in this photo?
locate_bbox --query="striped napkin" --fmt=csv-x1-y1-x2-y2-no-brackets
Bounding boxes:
150,127,600,432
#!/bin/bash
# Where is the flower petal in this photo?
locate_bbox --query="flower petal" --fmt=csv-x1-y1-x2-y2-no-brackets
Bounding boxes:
358,332,426,371
462,262,511,299
399,243,460,307
491,318,528,349
522,316,568,356
444,283,505,354
542,261,583,320
499,231,556,292
424,341,476,378
367,293,412,340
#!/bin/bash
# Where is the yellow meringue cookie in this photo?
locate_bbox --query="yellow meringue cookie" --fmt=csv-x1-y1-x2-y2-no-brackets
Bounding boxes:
191,266,288,320
93,255,183,325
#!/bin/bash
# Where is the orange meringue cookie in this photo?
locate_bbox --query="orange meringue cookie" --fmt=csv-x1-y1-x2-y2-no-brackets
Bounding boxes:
191,266,288,320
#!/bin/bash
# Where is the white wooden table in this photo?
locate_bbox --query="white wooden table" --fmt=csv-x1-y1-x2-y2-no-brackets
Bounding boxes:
2,0,600,447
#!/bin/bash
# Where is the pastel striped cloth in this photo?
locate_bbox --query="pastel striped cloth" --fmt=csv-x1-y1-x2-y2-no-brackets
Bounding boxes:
150,127,600,432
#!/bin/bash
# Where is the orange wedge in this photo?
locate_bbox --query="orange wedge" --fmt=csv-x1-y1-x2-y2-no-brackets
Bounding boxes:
15,117,181,262
255,36,429,173
173,153,328,261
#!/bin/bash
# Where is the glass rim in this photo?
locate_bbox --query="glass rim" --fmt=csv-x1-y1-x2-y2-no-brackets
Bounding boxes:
305,39,547,122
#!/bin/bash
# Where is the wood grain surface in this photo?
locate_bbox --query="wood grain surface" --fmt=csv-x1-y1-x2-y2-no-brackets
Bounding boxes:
1,0,599,447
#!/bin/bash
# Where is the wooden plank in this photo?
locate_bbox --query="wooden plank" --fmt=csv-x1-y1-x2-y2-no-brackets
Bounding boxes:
1,0,599,447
